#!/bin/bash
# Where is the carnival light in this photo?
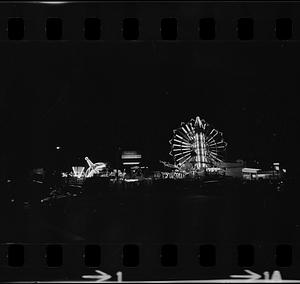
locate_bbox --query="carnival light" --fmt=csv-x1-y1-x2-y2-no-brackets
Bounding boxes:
123,162,140,165
72,166,85,178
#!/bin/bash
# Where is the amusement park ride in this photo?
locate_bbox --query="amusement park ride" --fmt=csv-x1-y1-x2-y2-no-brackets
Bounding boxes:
71,157,107,178
164,116,227,176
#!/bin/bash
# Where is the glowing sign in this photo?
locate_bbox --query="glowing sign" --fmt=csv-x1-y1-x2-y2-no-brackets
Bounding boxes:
121,150,142,167
121,151,141,159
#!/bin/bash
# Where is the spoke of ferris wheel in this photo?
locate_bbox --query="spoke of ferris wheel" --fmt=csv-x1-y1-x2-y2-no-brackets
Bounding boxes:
183,129,193,141
185,123,193,134
177,151,191,160
174,150,191,157
207,140,225,149
172,141,190,147
206,135,214,144
208,129,214,136
175,134,189,142
178,128,189,136
181,126,194,140
207,139,217,147
173,139,191,146
172,144,191,149
179,132,191,142
174,137,189,144
172,148,191,152
173,141,191,147
177,152,192,162
216,144,226,149
209,149,218,156
173,149,191,154
210,142,226,149
218,145,226,149
208,128,218,138
208,153,222,163
213,156,223,162
174,147,192,153
207,130,219,143
209,151,223,162
181,126,189,136
179,155,192,165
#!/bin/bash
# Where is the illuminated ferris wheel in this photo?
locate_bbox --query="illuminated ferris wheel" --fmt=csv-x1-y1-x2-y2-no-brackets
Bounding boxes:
169,116,227,170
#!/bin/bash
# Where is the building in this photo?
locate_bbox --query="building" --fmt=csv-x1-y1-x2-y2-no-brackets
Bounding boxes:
218,160,245,178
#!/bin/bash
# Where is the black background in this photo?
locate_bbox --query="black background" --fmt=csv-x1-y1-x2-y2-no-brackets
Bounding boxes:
0,42,298,173
0,2,298,177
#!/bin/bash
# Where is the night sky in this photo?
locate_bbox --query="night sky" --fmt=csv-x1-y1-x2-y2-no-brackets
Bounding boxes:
0,41,299,174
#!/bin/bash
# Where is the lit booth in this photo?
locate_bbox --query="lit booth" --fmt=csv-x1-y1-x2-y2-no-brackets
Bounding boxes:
242,168,262,180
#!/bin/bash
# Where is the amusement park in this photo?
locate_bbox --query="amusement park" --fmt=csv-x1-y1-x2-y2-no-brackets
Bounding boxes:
0,114,292,245
24,114,287,200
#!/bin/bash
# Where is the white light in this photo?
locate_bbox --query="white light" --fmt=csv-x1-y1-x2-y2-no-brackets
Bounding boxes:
39,1,68,4
175,134,185,140
121,154,141,159
206,167,221,172
72,166,85,178
242,168,261,173
123,162,140,165
124,179,139,182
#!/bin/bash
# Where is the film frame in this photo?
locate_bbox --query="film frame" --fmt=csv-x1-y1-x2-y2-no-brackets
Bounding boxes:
0,1,300,283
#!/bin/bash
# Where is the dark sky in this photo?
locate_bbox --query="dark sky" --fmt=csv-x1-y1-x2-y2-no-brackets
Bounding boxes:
0,41,298,172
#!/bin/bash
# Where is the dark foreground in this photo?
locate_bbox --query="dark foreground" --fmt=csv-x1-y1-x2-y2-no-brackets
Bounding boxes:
0,178,298,244
1,178,300,282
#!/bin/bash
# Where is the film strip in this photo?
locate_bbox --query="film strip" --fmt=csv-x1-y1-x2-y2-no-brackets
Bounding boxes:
0,2,298,41
0,1,300,283
0,16,295,41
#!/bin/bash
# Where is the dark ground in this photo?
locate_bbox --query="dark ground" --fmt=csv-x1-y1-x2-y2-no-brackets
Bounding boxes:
1,178,300,281
0,178,298,244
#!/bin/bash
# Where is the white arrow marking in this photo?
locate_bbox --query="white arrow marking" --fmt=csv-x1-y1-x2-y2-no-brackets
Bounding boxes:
230,270,261,281
6,269,300,283
82,270,112,282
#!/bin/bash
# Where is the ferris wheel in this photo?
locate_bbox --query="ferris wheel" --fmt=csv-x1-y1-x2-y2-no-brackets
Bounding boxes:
169,116,227,170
